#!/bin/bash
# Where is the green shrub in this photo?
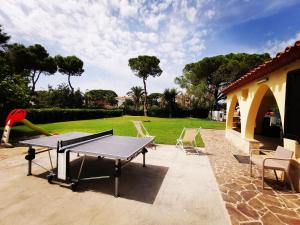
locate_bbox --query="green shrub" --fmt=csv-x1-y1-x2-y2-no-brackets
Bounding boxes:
123,107,208,118
123,109,144,116
25,108,123,124
0,109,9,126
190,108,209,118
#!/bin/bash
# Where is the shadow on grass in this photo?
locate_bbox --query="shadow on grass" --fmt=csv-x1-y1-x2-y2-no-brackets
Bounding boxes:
35,156,169,204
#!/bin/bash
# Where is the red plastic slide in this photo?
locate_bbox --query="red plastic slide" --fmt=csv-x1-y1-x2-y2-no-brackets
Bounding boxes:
1,109,52,147
5,109,27,127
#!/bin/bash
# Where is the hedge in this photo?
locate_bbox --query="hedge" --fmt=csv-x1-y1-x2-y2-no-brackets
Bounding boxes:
22,108,123,124
124,107,209,118
0,107,208,126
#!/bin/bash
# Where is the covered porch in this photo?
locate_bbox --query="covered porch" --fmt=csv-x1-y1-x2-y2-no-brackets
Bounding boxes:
223,40,300,191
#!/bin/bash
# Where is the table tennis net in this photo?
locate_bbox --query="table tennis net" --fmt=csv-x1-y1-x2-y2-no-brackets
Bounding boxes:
58,130,113,151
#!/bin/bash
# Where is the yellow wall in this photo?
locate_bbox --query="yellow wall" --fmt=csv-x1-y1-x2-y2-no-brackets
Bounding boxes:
225,60,300,191
226,95,238,129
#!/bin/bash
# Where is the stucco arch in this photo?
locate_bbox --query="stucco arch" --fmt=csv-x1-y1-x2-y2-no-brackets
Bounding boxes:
226,95,238,129
245,84,282,139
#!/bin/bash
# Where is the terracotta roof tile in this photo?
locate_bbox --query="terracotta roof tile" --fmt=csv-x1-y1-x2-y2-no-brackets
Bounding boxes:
222,39,300,94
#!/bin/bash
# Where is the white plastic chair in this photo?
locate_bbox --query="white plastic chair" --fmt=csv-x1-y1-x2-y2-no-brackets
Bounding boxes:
250,146,295,192
176,128,201,154
132,121,156,149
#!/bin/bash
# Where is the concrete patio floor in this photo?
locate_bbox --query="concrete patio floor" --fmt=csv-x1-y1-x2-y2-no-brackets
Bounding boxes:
0,144,230,225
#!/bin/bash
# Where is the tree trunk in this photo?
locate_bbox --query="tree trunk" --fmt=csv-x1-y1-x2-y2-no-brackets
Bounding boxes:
31,78,35,95
142,78,147,117
68,75,74,93
30,70,37,95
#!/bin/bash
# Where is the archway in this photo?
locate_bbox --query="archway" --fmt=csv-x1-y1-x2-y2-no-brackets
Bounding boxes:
246,85,283,149
226,95,241,132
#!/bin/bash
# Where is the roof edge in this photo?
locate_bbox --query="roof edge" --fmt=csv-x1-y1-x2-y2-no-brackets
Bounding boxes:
222,40,300,95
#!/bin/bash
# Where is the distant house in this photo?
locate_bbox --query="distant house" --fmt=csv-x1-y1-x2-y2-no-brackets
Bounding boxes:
175,94,191,108
116,96,131,107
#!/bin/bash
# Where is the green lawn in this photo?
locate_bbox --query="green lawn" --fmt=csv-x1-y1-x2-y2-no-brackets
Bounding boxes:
10,116,225,146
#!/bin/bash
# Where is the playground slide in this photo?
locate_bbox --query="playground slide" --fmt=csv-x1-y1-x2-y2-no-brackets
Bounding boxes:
1,109,52,147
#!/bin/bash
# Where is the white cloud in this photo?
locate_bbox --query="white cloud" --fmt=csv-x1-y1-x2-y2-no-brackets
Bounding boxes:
0,0,212,95
118,0,139,18
135,32,159,43
186,7,197,22
151,0,173,13
263,32,300,56
143,13,166,30
205,9,215,19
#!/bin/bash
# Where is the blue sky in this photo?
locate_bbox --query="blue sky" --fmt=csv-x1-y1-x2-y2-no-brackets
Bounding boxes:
0,0,300,95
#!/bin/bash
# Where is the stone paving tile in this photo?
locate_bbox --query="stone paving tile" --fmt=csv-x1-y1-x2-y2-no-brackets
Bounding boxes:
201,129,300,225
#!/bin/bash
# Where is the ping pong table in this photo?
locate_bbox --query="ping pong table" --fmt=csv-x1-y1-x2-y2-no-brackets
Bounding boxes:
20,130,154,197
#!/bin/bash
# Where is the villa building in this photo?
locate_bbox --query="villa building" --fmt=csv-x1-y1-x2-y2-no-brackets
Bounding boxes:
222,40,300,190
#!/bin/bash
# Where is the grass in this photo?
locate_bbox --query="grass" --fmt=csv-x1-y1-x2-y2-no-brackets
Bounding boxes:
9,116,225,147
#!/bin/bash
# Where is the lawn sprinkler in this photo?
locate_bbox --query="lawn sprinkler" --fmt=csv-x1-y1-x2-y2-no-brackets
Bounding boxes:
1,109,52,147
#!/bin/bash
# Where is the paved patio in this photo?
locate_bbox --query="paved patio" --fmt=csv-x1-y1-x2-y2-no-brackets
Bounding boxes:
1,129,300,225
201,129,300,225
0,144,230,225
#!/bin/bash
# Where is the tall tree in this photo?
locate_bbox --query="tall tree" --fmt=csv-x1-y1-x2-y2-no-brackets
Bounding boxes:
128,55,162,116
122,98,134,110
0,25,30,113
48,84,72,108
0,25,10,51
34,90,50,108
8,44,57,94
55,55,84,93
127,86,144,111
176,53,270,110
85,89,118,108
163,88,178,117
48,84,83,108
148,92,162,108
0,25,12,79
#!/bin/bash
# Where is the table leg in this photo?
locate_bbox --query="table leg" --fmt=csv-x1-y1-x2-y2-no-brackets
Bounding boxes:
25,146,35,176
114,159,121,197
142,148,148,167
